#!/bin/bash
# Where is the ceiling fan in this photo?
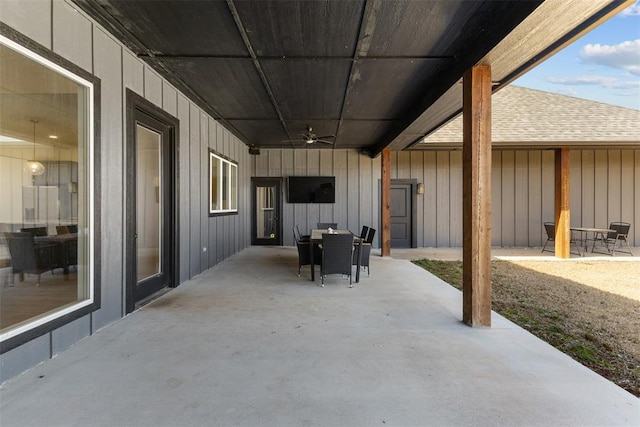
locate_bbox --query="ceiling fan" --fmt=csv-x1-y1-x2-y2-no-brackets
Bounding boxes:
283,126,335,145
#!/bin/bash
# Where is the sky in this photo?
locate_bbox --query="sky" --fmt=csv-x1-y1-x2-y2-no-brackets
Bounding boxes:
513,0,640,110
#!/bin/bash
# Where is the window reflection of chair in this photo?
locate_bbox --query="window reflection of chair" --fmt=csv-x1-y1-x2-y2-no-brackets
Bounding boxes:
593,222,633,256
321,233,354,287
317,222,337,230
20,227,47,237
3,232,58,285
541,222,581,256
294,228,321,276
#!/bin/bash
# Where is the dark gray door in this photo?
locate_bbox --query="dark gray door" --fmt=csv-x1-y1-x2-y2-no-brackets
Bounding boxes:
390,181,415,248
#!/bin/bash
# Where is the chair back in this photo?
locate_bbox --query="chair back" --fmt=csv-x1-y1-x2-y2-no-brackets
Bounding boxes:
4,232,37,271
365,227,376,244
543,222,555,239
321,233,353,275
317,222,337,230
296,225,309,242
609,222,630,239
20,226,47,237
359,226,370,239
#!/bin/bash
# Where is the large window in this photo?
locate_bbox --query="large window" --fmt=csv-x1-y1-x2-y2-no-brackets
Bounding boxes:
209,150,237,215
0,32,98,350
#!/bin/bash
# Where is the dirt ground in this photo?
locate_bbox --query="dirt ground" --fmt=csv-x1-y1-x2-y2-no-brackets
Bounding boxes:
413,258,640,396
493,260,640,396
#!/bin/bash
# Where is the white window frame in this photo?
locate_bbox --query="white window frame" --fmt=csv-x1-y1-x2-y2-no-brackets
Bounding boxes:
209,150,238,215
0,34,96,344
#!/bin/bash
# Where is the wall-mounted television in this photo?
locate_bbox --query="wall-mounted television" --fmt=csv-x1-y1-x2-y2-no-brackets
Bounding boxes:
287,176,335,203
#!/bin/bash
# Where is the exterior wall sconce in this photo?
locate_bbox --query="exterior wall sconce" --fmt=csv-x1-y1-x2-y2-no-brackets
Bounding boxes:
417,183,425,195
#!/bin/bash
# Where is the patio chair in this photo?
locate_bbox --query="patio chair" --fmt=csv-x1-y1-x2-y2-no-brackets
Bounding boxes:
295,225,309,242
317,222,337,230
541,222,582,256
354,227,375,276
321,233,354,287
592,222,632,256
294,228,321,276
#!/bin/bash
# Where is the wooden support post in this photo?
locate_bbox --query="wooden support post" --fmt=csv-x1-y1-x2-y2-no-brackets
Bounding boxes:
381,147,391,256
462,65,492,327
554,147,571,259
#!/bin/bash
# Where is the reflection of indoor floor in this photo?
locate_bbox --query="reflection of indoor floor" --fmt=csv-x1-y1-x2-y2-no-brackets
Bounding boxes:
0,271,78,330
137,251,159,282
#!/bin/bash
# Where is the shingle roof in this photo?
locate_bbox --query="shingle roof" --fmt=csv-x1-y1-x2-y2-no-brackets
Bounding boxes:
419,86,640,145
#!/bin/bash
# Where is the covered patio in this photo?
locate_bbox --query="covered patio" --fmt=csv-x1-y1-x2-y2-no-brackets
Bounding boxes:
1,246,637,426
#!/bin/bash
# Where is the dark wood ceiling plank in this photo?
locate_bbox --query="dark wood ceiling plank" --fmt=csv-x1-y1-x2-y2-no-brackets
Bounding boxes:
343,58,445,120
232,0,364,57
365,0,543,158
159,58,277,120
261,59,351,120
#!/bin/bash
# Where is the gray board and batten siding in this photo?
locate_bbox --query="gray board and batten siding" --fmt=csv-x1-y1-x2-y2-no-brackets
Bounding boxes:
392,149,640,247
255,148,639,249
253,149,382,247
0,1,251,381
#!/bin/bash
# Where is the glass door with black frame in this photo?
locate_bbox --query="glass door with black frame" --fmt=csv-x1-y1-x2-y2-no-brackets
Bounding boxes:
252,178,282,245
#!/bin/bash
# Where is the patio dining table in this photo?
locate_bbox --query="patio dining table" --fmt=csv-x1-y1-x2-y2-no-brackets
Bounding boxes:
309,229,362,283
569,226,615,255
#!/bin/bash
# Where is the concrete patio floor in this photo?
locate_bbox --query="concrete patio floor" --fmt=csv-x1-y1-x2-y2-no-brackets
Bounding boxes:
1,246,638,426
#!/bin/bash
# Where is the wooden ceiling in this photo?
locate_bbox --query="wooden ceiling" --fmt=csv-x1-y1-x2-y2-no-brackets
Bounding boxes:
72,0,629,157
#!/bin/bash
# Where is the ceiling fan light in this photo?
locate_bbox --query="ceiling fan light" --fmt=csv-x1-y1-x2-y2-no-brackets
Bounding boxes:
25,160,45,176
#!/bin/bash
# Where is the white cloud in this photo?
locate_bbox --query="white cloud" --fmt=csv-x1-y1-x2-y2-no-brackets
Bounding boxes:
554,88,579,97
579,39,640,75
546,75,617,86
620,1,640,16
610,80,640,89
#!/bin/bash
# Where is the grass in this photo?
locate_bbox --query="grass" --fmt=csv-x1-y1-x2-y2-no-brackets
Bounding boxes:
412,258,640,397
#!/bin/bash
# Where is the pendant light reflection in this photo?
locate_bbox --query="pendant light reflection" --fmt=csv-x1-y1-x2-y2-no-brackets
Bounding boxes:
25,119,45,176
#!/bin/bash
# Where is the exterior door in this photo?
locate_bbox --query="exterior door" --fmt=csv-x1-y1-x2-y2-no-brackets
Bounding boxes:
390,180,417,248
126,93,178,313
252,178,282,245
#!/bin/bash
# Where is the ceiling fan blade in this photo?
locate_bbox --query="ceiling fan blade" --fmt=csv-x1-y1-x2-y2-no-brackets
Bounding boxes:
316,134,335,140
315,139,334,144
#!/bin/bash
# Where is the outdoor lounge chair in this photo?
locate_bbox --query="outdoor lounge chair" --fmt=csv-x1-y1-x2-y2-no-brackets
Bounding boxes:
592,222,633,256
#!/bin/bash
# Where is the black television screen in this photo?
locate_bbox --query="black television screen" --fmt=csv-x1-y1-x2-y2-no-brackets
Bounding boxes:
288,176,335,203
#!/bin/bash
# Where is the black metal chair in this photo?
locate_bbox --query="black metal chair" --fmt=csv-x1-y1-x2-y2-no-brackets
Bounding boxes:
359,226,370,240
317,222,337,230
542,222,582,256
294,225,309,242
593,222,633,256
3,232,58,285
294,228,321,276
320,233,354,287
353,227,375,276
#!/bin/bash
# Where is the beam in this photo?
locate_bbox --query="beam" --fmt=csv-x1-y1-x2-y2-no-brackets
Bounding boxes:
462,65,492,327
381,148,391,256
554,147,571,259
